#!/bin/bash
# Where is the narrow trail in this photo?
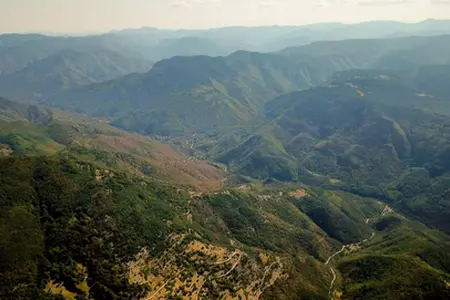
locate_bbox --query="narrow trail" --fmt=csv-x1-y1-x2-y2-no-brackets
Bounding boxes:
328,267,337,295
325,242,369,298
199,253,245,296
325,245,346,265
218,253,242,278
325,205,391,298
148,280,169,299
214,251,239,265
260,261,277,289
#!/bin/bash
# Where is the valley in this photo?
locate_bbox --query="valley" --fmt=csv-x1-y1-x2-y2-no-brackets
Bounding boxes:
325,204,391,296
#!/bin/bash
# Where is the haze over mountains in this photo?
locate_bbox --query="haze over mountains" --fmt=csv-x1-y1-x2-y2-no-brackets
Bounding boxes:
2,19,450,299
34,34,450,136
1,19,450,72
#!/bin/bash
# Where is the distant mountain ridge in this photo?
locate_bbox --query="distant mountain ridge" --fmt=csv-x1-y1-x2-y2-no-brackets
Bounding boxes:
0,97,52,124
0,49,153,103
47,51,306,135
2,19,450,75
36,35,450,137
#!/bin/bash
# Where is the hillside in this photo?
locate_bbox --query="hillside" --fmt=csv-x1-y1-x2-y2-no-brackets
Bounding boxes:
278,35,450,85
214,68,450,235
1,94,450,299
335,214,450,299
0,100,343,298
0,97,53,124
0,99,225,191
0,50,152,103
2,152,449,299
46,51,306,136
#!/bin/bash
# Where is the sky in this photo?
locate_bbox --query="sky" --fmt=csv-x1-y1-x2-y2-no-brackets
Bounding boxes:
0,0,449,33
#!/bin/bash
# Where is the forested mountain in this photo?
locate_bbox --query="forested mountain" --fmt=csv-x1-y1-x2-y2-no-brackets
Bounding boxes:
38,35,450,137
0,50,153,103
0,34,142,75
214,68,450,235
4,34,449,116
279,35,450,84
1,101,449,298
47,51,305,135
0,97,53,124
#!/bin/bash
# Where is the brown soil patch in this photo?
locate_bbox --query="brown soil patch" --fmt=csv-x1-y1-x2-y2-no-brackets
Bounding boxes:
235,184,251,191
333,290,343,300
381,205,394,216
345,82,365,97
259,253,269,265
258,195,272,201
0,145,12,156
356,89,365,97
95,169,102,181
346,243,361,252
288,189,307,199
329,178,341,184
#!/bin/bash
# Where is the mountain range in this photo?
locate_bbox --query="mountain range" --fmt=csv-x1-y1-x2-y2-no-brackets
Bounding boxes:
2,19,450,74
38,34,450,137
2,20,450,299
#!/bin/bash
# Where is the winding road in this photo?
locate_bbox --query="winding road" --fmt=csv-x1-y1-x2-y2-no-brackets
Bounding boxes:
325,245,346,265
325,205,391,298
328,267,337,295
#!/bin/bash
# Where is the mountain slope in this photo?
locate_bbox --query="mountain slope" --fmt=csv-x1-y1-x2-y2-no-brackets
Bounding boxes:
152,36,232,58
0,97,53,124
215,68,450,234
2,96,450,299
47,52,306,136
336,214,450,299
278,35,450,85
2,153,449,299
0,50,152,103
0,97,225,191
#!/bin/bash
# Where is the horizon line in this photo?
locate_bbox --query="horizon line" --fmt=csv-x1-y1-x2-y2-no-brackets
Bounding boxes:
1,18,448,37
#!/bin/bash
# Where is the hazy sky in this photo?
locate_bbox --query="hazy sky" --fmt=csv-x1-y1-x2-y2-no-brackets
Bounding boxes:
1,0,449,33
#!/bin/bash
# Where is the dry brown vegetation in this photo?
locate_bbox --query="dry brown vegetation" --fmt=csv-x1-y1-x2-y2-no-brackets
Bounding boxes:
44,281,77,300
93,134,225,191
53,110,225,192
288,189,307,199
127,234,287,300
0,145,12,156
